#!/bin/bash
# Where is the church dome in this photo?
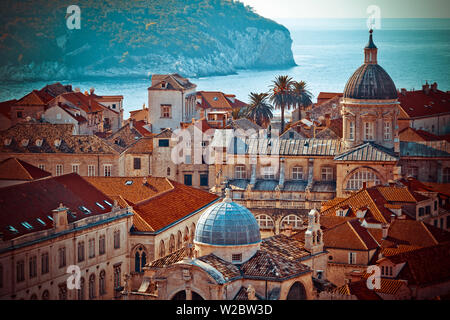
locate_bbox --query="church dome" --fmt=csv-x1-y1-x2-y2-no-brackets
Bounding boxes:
194,189,261,246
343,30,397,100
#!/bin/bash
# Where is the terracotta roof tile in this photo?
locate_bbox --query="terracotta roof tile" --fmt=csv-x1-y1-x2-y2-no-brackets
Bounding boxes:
198,254,242,280
0,157,51,181
323,219,379,250
149,247,187,267
132,180,219,232
124,137,154,154
398,89,450,118
260,234,310,261
0,173,115,240
0,99,16,119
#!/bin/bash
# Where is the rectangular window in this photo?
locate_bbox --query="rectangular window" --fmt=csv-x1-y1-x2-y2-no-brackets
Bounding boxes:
99,235,106,255
78,242,85,262
383,121,392,140
185,155,191,164
419,207,425,217
364,122,375,141
232,253,242,263
425,206,431,215
349,121,355,140
56,164,63,176
235,166,246,179
104,164,112,177
407,167,418,179
29,256,37,278
16,260,25,282
440,218,444,229
133,157,141,170
114,231,120,249
17,111,23,118
72,164,79,174
0,264,3,288
38,164,45,171
434,219,438,227
321,167,333,181
184,174,192,186
200,174,208,187
88,165,96,177
434,201,438,211
262,167,275,180
160,105,172,118
41,252,49,274
89,238,95,258
158,139,169,147
58,247,66,268
114,265,121,289
349,252,356,264
447,216,450,229
292,166,304,180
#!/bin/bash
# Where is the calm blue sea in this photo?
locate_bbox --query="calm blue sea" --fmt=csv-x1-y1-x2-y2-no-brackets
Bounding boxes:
0,18,449,117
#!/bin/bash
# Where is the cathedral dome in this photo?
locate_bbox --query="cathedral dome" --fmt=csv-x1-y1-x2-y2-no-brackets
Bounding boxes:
194,189,261,246
343,30,397,100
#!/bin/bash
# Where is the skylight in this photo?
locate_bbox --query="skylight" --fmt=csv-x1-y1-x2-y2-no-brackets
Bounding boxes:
47,215,54,221
125,180,133,185
7,225,19,233
21,222,33,230
79,206,91,214
104,200,113,207
36,218,46,226
96,202,105,210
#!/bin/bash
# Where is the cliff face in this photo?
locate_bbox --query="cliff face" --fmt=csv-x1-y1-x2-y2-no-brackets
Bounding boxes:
0,0,295,81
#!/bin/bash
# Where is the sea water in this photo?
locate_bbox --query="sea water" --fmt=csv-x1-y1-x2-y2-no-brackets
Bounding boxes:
0,18,449,118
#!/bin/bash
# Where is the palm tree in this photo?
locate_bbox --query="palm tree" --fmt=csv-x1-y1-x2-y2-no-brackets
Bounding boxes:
269,75,295,133
292,81,313,120
231,106,248,120
246,92,273,127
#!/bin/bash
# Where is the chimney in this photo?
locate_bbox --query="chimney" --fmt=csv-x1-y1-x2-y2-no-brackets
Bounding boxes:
142,177,148,186
382,223,389,240
422,82,430,94
431,82,438,93
74,87,80,93
129,119,134,130
143,103,146,110
90,87,95,95
52,203,69,232
401,88,407,96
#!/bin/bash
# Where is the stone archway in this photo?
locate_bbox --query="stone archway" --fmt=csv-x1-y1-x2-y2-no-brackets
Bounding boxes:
286,281,307,300
171,290,204,300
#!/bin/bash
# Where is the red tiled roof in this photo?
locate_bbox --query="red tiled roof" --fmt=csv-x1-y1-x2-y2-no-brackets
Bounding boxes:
333,280,381,300
0,99,17,119
196,91,247,110
132,120,153,137
384,242,450,286
399,127,442,142
59,92,112,114
14,90,52,107
398,89,450,118
0,157,51,181
317,92,343,101
132,180,219,232
323,219,379,250
0,173,114,240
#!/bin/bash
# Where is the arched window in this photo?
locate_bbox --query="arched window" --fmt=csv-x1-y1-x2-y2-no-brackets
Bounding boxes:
443,168,450,183
235,165,246,179
346,169,381,190
316,230,322,244
89,274,96,299
99,270,106,296
184,226,190,244
312,231,316,244
30,294,37,300
78,277,85,300
159,240,165,258
177,231,182,250
134,252,141,272
292,166,304,180
169,234,175,253
281,215,302,229
256,214,274,229
190,223,195,243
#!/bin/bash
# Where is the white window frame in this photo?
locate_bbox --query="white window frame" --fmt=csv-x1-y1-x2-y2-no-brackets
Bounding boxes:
56,164,63,176
38,164,45,171
292,166,304,180
256,214,274,228
349,252,356,264
72,164,80,174
349,120,355,141
383,120,392,141
262,166,275,180
281,215,302,229
88,165,96,177
321,167,333,181
161,105,171,118
104,164,112,177
235,165,246,179
346,169,381,190
364,121,375,141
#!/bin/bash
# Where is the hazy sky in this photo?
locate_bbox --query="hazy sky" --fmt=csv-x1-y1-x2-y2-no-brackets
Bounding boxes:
241,0,450,19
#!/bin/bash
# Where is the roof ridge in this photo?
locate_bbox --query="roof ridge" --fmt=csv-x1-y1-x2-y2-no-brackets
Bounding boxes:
134,178,175,205
420,221,439,245
347,220,369,250
15,158,35,180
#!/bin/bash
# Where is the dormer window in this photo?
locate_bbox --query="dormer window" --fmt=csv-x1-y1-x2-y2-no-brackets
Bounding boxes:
232,253,242,263
21,139,29,147
35,139,43,147
4,138,11,146
54,139,61,147
161,81,167,89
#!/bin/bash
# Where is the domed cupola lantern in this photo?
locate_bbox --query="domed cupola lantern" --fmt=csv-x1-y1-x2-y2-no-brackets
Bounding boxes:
194,188,261,264
340,29,400,151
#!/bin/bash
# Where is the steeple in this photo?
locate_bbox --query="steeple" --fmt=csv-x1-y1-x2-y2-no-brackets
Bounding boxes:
364,29,378,64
